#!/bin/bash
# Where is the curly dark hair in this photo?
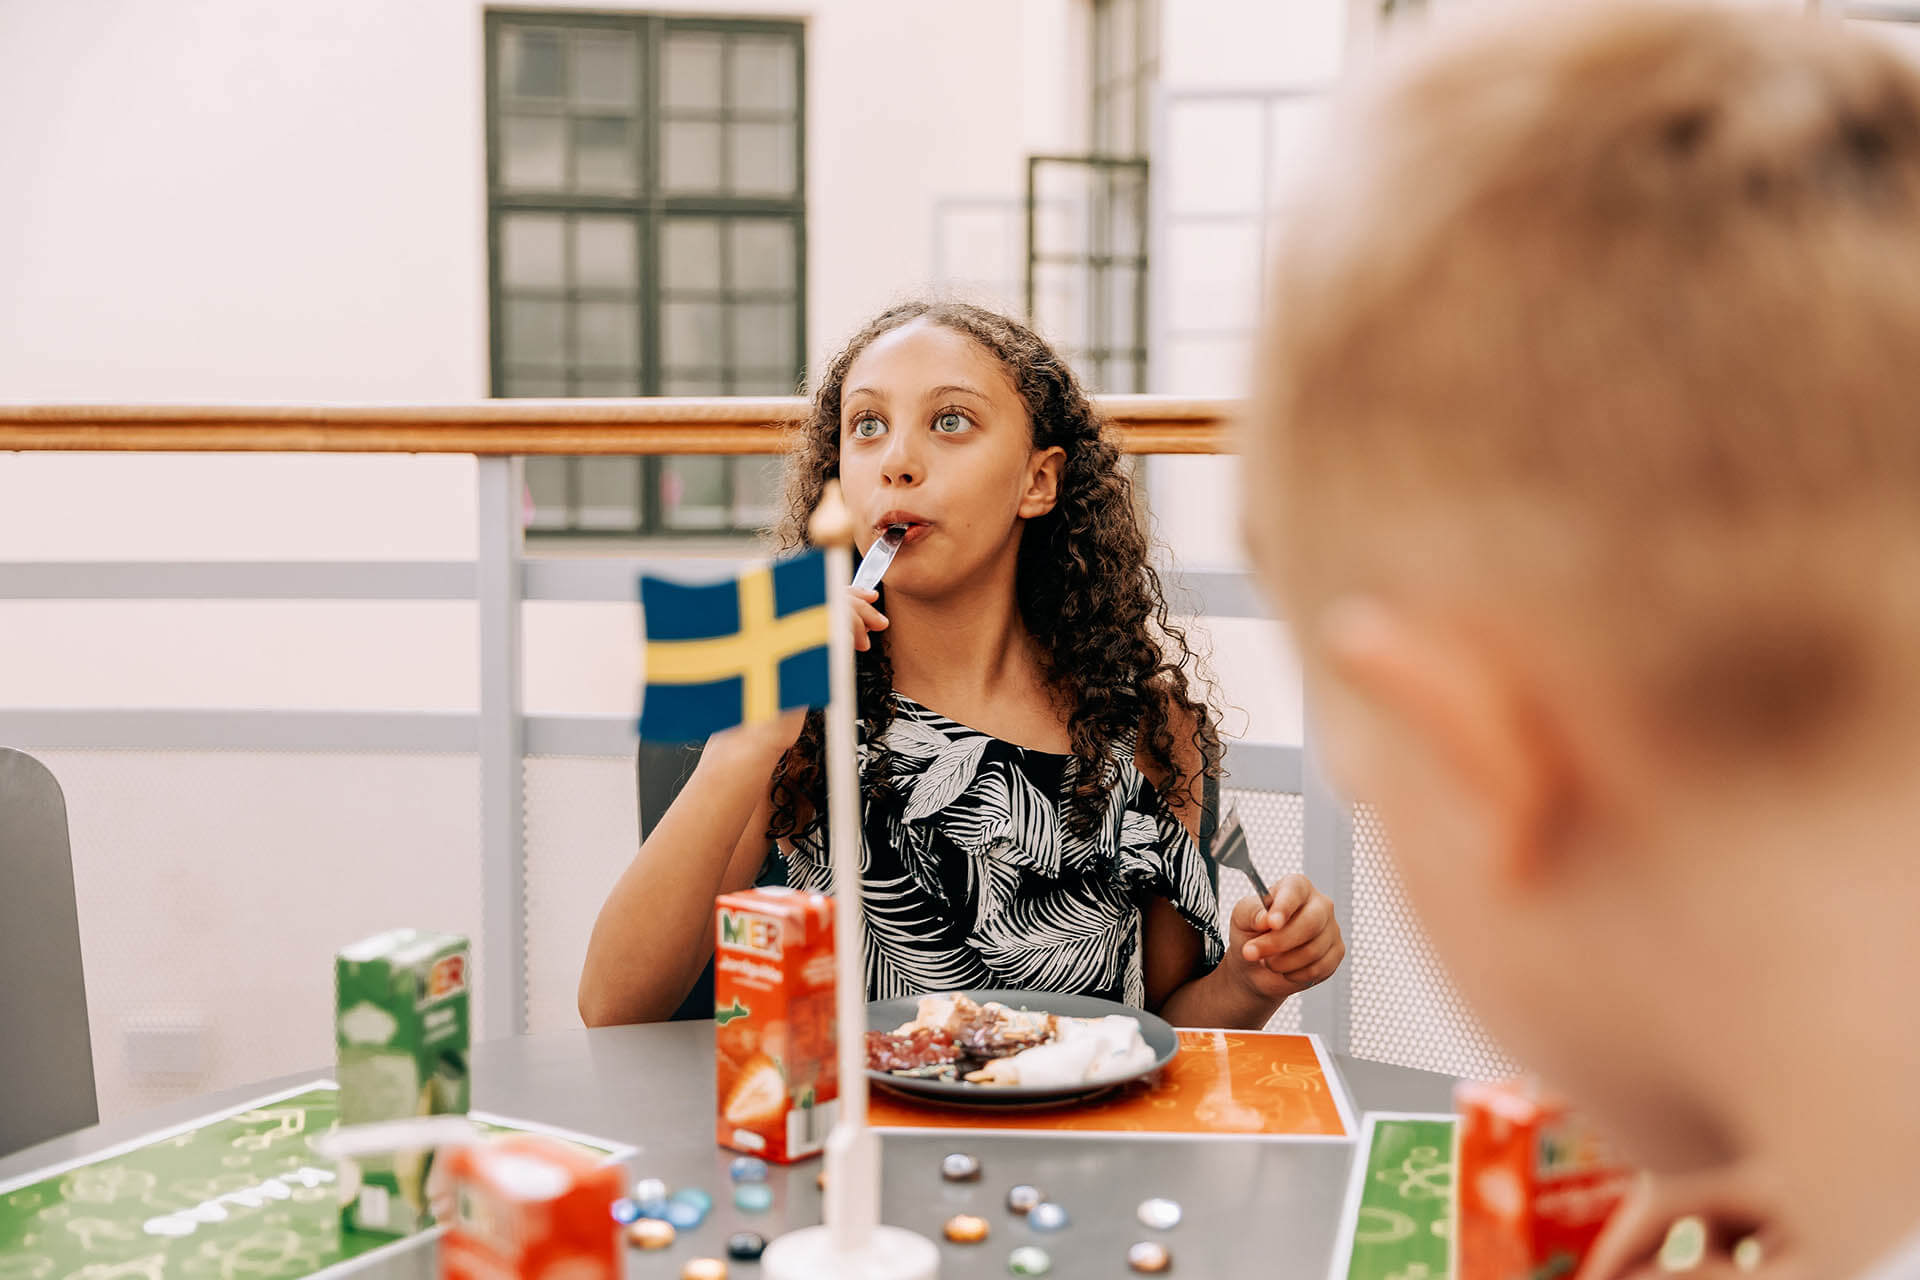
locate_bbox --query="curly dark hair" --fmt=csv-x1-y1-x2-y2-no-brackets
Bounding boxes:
766,300,1219,840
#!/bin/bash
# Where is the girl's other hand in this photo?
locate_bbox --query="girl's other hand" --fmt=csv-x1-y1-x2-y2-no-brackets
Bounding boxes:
1225,874,1345,1002
851,586,889,652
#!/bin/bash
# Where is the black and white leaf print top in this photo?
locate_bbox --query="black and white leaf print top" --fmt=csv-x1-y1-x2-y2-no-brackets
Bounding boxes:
785,693,1226,1008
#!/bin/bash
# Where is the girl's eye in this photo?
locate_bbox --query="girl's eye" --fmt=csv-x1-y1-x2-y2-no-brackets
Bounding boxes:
933,411,970,434
851,415,887,439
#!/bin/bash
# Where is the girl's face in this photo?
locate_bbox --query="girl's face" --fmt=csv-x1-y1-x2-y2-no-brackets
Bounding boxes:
837,319,1064,598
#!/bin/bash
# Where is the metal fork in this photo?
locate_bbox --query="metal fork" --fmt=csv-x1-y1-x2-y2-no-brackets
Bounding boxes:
1209,804,1269,901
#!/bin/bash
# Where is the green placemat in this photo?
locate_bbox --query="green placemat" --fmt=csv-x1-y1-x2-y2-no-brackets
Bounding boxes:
1329,1112,1457,1280
0,1082,629,1280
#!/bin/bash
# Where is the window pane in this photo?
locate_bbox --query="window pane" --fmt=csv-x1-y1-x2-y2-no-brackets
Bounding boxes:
731,455,784,528
505,373,568,398
501,213,565,289
729,220,795,292
572,216,637,291
501,115,566,189
572,116,637,194
660,456,731,530
663,121,724,192
730,302,796,371
1108,167,1147,255
1031,262,1088,350
500,27,564,102
505,299,567,366
663,375,725,396
662,219,723,292
525,456,571,530
664,33,724,111
730,36,797,114
570,32,636,109
578,458,642,531
575,301,639,369
732,369,800,396
728,122,796,196
663,301,724,367
1104,264,1141,350
574,375,640,396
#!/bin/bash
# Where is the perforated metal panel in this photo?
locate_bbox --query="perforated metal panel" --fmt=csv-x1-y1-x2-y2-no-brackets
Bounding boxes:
1348,804,1519,1079
1218,788,1305,1033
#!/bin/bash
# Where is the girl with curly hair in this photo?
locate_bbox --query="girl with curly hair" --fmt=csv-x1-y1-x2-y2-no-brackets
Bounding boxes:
580,301,1343,1028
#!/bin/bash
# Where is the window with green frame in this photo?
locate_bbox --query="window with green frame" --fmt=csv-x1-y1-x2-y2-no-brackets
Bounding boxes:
485,12,805,535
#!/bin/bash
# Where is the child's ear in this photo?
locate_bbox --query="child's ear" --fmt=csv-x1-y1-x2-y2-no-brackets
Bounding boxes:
1315,596,1570,889
1018,445,1067,519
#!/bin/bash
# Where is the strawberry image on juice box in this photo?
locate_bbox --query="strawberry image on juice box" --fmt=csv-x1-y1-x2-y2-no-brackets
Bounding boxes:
714,887,838,1163
1457,1078,1635,1280
439,1134,622,1280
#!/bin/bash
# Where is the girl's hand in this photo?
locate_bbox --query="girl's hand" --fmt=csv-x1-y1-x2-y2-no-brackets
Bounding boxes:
1225,874,1345,1002
851,586,889,652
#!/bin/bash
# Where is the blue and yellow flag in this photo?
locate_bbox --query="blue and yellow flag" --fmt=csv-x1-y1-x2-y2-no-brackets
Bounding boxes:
637,550,831,742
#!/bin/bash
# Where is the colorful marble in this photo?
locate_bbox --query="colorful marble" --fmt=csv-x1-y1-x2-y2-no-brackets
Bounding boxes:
1127,1241,1172,1273
681,1261,728,1280
1660,1217,1708,1273
673,1187,715,1213
1027,1202,1070,1233
665,1198,706,1230
1136,1197,1183,1230
943,1214,990,1244
732,1182,775,1213
626,1219,676,1251
726,1232,768,1261
940,1152,982,1182
610,1197,642,1224
728,1156,769,1184
1007,1246,1052,1276
1005,1184,1044,1215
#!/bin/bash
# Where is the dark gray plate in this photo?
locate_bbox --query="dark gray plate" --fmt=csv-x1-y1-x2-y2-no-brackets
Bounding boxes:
865,988,1179,1107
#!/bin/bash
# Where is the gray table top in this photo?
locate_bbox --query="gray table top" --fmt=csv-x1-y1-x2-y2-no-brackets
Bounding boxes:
0,1023,1459,1279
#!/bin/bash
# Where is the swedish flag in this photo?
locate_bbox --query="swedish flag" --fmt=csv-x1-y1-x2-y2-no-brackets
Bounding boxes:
638,550,831,742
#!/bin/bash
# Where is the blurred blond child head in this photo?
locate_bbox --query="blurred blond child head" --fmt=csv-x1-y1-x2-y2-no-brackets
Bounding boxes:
1243,0,1920,1190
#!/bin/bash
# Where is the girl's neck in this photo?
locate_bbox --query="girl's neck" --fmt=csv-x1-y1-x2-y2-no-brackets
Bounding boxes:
882,553,1047,711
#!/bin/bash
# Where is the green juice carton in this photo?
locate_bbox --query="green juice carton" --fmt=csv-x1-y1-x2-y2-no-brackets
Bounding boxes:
334,929,471,1237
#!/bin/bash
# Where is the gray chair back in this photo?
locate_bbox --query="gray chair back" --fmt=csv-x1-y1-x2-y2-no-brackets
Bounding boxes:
0,747,98,1156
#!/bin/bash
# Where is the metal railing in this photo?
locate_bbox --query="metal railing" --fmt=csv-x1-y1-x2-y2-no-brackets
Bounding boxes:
0,396,1346,1046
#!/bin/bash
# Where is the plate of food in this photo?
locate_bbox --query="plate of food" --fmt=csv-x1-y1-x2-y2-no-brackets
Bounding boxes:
864,989,1179,1105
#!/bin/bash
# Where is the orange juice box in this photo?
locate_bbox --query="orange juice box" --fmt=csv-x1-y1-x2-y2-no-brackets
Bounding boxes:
714,886,838,1163
1457,1078,1635,1280
439,1134,622,1280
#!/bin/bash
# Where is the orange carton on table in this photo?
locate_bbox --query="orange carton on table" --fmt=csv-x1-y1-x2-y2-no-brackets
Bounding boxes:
714,886,838,1163
1457,1078,1635,1280
439,1135,622,1280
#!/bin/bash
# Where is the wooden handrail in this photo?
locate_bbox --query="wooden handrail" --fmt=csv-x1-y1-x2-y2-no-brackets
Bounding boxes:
0,396,1234,455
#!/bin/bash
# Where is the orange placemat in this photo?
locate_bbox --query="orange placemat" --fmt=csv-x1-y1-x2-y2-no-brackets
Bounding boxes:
869,1030,1356,1140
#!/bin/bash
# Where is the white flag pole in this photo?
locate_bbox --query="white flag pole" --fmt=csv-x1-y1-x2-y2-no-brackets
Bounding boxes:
762,481,938,1280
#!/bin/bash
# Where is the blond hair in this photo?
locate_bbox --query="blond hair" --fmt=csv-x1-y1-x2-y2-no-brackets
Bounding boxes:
1247,1,1920,760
